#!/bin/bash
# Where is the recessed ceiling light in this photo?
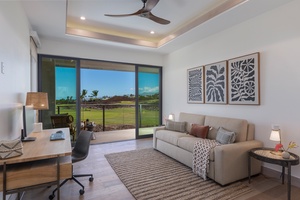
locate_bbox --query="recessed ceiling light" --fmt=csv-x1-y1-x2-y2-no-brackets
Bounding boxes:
150,31,155,34
80,16,86,20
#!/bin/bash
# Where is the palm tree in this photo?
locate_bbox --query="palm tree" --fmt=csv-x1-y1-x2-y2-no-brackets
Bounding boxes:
91,90,99,100
80,89,88,102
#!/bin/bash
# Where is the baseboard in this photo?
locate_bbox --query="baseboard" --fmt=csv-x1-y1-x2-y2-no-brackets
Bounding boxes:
262,166,300,188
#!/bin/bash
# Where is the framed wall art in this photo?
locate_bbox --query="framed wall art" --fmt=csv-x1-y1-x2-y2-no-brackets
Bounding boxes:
204,61,227,104
187,66,204,103
228,52,260,105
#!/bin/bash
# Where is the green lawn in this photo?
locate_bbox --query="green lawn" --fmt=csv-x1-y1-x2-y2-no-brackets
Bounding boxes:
56,103,159,128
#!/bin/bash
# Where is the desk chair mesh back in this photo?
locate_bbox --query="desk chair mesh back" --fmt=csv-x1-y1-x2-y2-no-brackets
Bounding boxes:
49,130,94,199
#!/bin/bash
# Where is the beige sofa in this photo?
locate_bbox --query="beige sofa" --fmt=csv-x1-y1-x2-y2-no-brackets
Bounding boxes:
153,112,263,185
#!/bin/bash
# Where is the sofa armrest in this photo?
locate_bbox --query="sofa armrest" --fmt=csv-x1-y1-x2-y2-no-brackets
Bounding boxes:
213,140,263,185
153,126,166,148
153,126,166,134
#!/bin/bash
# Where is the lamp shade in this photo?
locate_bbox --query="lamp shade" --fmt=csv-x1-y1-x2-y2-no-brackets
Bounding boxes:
168,114,175,121
26,92,49,110
269,129,281,142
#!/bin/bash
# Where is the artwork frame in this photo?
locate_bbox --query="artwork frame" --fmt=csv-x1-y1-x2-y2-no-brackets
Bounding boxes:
228,52,260,105
204,61,227,104
187,66,204,104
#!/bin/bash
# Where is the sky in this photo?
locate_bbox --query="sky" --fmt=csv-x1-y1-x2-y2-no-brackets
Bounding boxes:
55,67,159,100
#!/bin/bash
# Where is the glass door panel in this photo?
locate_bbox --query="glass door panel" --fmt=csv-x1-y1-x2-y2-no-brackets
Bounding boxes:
39,56,77,132
136,66,162,138
80,60,136,135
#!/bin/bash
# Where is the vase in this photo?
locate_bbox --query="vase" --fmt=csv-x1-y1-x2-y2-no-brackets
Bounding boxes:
282,151,290,159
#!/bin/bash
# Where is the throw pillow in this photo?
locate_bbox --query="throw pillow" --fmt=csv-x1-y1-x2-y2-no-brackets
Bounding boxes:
190,124,209,139
165,120,186,133
216,127,236,144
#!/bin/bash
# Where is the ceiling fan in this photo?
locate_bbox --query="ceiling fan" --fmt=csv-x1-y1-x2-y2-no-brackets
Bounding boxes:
104,0,170,25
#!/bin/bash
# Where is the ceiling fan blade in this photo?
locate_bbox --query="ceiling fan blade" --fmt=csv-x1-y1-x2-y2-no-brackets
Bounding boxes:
105,0,171,25
144,0,160,12
148,12,170,25
105,9,143,17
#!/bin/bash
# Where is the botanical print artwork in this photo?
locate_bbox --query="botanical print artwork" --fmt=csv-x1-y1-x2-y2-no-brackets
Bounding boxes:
228,53,260,105
187,67,204,103
205,61,227,104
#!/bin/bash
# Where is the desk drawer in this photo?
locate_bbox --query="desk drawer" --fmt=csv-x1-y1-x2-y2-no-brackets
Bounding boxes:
0,156,72,191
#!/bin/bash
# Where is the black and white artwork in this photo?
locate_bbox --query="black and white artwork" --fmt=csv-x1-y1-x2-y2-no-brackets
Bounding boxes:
228,53,260,105
205,61,227,104
187,66,204,103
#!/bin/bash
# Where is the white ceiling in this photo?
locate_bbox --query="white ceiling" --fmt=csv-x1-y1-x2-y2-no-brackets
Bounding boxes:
21,0,293,54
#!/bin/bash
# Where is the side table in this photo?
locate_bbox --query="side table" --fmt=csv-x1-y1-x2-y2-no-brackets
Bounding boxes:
248,147,299,200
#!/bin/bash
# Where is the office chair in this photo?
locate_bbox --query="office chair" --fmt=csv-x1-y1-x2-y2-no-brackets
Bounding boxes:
49,130,94,200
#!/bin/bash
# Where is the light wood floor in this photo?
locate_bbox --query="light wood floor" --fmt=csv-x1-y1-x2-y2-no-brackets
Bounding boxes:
20,138,300,200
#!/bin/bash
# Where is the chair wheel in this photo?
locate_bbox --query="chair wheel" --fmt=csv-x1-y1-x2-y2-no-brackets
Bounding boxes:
49,194,55,200
79,189,85,195
89,177,94,182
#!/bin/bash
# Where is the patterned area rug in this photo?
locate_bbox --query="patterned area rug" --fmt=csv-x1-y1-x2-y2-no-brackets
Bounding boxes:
105,148,252,200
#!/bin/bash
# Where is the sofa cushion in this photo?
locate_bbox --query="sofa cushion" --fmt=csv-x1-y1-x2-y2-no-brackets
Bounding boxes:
216,127,236,144
155,130,187,146
190,124,209,139
165,120,186,133
177,136,215,161
204,115,248,142
178,112,205,133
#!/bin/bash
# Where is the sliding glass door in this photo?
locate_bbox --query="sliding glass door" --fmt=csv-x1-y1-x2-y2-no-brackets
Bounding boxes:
39,56,78,131
136,66,162,138
39,55,162,140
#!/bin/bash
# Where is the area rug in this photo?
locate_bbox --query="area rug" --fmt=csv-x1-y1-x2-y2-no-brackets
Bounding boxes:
105,148,252,200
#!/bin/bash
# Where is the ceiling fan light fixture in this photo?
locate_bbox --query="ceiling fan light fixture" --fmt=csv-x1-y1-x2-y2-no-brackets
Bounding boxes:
80,16,86,20
150,31,155,34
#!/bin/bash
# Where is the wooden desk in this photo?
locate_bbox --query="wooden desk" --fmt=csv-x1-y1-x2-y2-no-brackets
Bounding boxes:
0,128,72,200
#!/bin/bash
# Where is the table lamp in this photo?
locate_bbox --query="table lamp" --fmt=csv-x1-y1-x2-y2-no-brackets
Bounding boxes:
26,92,49,132
168,114,175,121
269,128,281,155
270,129,281,144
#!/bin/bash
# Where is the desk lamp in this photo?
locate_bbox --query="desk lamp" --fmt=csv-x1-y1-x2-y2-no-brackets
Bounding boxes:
26,92,49,110
26,92,49,132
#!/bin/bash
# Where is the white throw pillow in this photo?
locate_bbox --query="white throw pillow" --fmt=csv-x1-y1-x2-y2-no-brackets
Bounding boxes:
216,127,236,144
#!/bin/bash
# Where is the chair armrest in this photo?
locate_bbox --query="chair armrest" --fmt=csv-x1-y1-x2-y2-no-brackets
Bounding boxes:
213,140,263,185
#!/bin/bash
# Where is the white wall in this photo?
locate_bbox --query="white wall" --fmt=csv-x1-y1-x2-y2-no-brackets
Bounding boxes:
0,1,31,102
0,1,31,139
38,38,164,66
163,0,300,178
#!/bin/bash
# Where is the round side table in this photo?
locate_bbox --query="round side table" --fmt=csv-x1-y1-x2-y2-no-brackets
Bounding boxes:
248,147,299,200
